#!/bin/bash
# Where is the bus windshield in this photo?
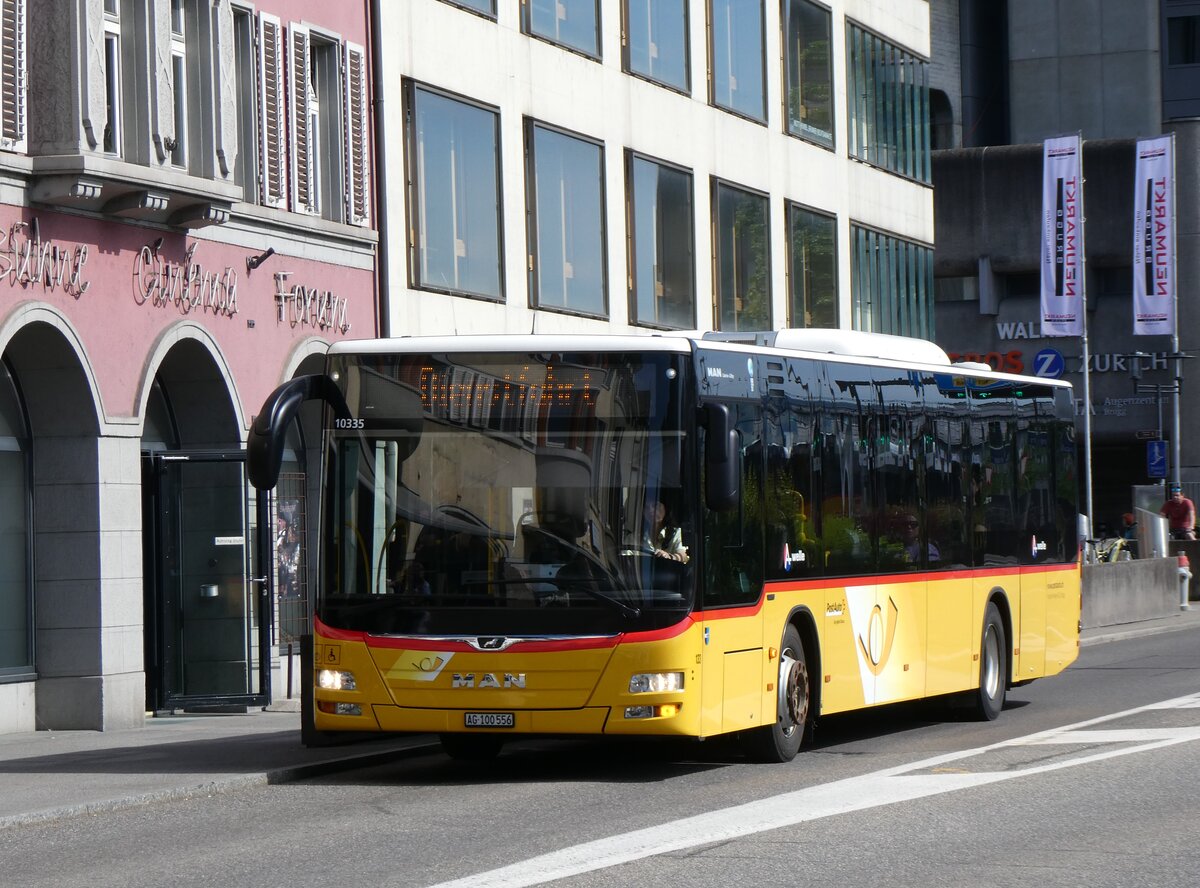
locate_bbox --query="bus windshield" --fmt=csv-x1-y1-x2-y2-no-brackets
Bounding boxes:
321,349,695,637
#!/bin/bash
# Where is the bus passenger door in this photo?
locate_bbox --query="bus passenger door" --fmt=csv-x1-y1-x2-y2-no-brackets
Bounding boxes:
699,404,765,736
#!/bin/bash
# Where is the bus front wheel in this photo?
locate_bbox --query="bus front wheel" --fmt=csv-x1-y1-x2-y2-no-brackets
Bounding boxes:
742,624,810,763
975,602,1007,721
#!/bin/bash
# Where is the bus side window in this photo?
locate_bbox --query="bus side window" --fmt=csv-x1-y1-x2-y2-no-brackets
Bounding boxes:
702,404,764,608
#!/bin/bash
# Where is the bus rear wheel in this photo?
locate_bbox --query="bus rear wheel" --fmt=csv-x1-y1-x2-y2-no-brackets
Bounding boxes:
975,602,1007,721
439,733,505,761
742,624,809,763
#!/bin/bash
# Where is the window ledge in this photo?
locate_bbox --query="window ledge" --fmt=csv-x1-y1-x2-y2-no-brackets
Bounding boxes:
29,154,242,229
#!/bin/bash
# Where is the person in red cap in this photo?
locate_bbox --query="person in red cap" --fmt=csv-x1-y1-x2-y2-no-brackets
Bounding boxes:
1160,484,1196,540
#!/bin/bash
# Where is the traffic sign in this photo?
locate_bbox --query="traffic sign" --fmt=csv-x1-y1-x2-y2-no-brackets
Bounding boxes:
1147,440,1168,479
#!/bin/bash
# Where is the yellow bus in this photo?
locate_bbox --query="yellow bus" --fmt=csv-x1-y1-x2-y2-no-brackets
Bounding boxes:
248,330,1080,762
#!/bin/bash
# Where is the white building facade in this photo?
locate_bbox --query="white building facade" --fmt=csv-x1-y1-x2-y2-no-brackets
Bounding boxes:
377,0,935,340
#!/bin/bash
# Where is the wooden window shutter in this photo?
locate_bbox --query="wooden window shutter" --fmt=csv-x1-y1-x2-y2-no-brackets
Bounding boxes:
343,41,369,226
257,13,286,208
288,22,316,214
0,0,26,151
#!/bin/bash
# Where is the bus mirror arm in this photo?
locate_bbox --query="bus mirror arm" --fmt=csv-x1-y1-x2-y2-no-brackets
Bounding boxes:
700,403,740,512
248,374,348,491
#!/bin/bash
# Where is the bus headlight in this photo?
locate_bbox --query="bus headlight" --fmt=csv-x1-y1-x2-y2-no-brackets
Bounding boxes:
629,672,684,693
317,669,357,691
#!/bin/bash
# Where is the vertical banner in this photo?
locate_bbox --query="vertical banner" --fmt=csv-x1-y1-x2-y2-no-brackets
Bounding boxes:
1132,135,1175,336
1040,135,1084,337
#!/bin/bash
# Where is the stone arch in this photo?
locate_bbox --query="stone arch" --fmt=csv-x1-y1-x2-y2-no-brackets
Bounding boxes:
0,306,139,731
137,322,244,448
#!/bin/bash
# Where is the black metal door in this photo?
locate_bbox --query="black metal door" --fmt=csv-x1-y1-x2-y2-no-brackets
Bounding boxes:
144,452,271,711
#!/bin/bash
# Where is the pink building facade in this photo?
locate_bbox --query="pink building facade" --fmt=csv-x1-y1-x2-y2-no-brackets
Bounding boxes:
0,0,378,732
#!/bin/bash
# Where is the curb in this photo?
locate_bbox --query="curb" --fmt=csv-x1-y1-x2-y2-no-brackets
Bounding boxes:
0,739,442,832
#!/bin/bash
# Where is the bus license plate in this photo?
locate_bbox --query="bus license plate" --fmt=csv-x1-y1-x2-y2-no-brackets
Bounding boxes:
464,712,514,728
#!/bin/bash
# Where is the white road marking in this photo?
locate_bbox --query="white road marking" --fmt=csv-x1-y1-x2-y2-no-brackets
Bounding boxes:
422,692,1200,888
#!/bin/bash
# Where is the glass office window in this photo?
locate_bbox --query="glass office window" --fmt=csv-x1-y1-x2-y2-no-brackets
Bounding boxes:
525,0,601,58
1168,15,1200,65
442,0,497,17
528,122,606,316
408,85,503,300
628,153,695,328
713,180,770,331
0,361,29,677
850,224,933,338
784,0,833,147
846,21,929,183
624,0,689,92
709,0,766,121
787,203,836,328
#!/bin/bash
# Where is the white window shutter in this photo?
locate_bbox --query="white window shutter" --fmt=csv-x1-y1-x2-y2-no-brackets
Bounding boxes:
288,22,316,215
343,41,369,227
0,0,26,152
257,13,286,208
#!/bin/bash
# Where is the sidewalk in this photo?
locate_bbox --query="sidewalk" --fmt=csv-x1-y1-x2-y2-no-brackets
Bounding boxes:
2,607,1199,831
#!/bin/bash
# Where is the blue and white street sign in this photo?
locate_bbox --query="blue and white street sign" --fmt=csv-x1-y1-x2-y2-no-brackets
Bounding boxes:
1147,440,1168,479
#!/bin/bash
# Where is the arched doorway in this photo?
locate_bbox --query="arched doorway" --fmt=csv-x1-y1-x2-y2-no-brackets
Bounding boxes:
141,339,271,712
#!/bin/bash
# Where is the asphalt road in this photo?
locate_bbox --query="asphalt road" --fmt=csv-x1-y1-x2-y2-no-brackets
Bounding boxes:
3,628,1199,888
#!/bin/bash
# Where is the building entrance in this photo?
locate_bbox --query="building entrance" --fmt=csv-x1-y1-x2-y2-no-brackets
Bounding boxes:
142,452,271,712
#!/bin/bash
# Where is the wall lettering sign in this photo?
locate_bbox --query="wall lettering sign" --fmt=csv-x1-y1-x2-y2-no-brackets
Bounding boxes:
273,271,351,334
0,219,90,298
133,243,239,317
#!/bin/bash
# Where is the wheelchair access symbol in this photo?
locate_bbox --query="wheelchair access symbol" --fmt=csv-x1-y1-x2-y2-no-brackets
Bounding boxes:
1147,440,1168,480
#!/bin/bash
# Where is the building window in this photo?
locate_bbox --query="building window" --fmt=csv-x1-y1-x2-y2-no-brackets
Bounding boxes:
102,1,121,155
1168,15,1200,65
850,224,933,338
0,0,27,152
0,359,31,680
169,0,187,168
709,0,766,122
524,0,601,59
787,203,836,328
232,7,258,201
846,21,930,183
285,24,367,225
627,151,694,328
526,121,607,317
442,0,497,18
713,179,770,331
783,0,833,148
407,84,503,300
623,0,689,93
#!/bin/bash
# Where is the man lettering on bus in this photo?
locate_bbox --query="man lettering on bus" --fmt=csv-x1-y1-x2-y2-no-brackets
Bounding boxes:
1160,484,1196,541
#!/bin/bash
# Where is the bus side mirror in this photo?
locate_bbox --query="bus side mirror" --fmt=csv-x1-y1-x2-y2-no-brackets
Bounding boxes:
248,374,347,490
701,403,740,512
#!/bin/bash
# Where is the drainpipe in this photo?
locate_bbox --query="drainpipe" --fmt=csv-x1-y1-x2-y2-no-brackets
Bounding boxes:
369,0,390,338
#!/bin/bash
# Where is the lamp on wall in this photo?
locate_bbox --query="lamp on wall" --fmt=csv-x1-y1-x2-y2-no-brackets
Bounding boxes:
246,247,276,273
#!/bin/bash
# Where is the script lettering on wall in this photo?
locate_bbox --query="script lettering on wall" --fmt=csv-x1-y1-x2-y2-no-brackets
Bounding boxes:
0,219,90,298
133,243,239,317
273,271,351,334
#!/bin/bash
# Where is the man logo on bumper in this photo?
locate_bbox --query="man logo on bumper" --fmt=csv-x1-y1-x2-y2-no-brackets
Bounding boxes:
452,673,526,689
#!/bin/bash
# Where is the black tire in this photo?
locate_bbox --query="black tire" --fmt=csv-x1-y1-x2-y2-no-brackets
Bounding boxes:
741,624,810,763
439,733,505,761
975,602,1007,721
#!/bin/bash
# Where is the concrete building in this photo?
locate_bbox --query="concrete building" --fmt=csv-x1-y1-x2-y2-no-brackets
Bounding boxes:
0,0,378,734
375,1,935,340
928,0,1200,530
